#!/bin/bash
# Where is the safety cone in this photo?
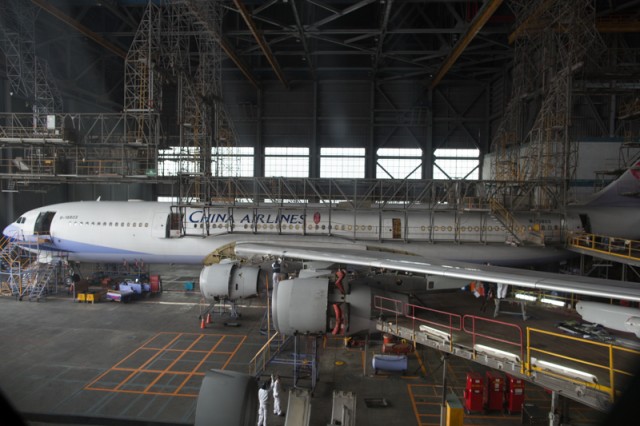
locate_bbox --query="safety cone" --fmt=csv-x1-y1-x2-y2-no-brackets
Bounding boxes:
200,317,206,329
206,313,212,324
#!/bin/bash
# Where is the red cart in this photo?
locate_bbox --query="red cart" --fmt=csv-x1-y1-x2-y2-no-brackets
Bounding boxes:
485,371,505,412
505,373,525,414
463,372,484,413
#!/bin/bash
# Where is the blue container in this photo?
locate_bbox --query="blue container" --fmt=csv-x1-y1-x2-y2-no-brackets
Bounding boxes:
372,354,407,374
184,282,194,291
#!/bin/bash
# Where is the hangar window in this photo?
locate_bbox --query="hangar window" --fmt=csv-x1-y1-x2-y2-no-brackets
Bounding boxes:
433,148,479,180
158,146,201,176
212,146,254,177
320,148,365,178
265,147,309,177
376,148,422,179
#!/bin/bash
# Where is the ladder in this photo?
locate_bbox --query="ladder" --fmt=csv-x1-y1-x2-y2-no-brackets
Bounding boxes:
26,262,57,302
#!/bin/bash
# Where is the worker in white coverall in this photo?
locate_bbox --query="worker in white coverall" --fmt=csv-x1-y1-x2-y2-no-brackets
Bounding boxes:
271,258,281,287
271,374,283,416
257,381,270,426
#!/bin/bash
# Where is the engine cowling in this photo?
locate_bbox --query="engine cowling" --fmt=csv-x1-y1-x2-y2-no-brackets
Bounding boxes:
272,277,372,336
199,262,264,301
195,369,258,426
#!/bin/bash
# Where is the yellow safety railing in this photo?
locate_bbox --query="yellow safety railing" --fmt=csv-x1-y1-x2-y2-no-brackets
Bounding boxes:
526,327,640,402
248,332,287,377
568,233,640,262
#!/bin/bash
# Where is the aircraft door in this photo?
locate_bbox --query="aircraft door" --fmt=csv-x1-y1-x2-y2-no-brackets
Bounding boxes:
168,212,183,237
392,218,402,239
579,214,592,234
34,211,56,235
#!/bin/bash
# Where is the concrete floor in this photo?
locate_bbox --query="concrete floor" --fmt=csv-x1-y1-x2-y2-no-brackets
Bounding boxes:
0,264,607,426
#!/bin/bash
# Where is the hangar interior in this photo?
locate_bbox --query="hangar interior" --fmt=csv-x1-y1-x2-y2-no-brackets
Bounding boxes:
1,1,640,426
0,0,638,211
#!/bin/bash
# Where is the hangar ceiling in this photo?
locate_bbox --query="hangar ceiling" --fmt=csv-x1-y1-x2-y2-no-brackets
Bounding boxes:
2,0,638,108
0,0,639,204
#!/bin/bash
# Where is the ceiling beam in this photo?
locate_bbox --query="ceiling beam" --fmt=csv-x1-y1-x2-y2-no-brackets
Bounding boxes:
289,0,316,80
30,0,127,59
429,0,503,90
233,0,289,89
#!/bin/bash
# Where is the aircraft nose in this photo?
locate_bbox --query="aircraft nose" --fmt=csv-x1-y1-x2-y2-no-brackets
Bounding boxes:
2,224,19,240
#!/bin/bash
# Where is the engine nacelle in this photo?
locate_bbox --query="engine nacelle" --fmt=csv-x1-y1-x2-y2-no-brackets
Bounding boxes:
195,369,258,426
272,277,372,336
199,262,264,301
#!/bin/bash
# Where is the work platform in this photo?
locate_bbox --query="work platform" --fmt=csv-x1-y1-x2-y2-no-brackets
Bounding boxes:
0,263,632,425
375,291,640,414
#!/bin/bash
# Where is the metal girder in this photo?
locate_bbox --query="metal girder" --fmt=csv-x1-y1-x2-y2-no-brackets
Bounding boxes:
508,0,554,45
30,0,127,59
596,17,640,32
429,0,504,89
233,0,288,89
289,0,316,80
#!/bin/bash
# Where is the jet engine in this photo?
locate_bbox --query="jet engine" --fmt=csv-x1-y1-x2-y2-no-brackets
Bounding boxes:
195,369,258,426
199,261,265,301
271,276,372,336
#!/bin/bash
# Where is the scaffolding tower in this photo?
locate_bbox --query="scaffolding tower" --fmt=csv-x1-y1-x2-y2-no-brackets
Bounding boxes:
0,0,63,115
123,0,238,204
492,0,606,210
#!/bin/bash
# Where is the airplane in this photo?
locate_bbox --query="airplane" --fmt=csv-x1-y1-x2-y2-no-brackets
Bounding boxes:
2,160,640,336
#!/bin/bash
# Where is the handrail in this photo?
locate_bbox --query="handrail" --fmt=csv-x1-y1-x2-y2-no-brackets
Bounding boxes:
463,314,525,373
373,294,640,407
527,327,640,401
568,232,640,262
373,295,404,335
488,198,545,246
248,331,285,377
405,303,462,352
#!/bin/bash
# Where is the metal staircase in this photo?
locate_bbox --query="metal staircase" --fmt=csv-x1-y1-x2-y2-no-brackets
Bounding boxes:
20,262,58,302
1,232,62,301
488,198,545,246
1,233,25,297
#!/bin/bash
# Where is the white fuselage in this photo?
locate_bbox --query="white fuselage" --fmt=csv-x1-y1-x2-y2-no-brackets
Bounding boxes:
2,201,577,266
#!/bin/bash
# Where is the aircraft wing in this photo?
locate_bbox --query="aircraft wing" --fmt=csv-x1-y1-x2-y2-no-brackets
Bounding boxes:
234,243,640,302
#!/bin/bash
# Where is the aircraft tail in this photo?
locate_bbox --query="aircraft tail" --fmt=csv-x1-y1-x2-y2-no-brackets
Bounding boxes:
582,159,640,207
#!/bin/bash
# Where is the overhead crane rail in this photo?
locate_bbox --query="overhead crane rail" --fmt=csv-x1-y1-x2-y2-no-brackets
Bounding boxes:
373,295,640,412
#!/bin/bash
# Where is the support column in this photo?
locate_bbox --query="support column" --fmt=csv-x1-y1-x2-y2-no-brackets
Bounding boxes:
549,391,560,426
440,353,448,426
424,89,434,179
3,79,14,223
255,88,264,177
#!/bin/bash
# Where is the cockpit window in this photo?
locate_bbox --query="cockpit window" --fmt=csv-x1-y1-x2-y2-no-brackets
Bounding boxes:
16,217,25,224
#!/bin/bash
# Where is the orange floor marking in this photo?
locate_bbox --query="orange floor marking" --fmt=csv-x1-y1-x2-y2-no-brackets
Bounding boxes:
84,332,246,397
